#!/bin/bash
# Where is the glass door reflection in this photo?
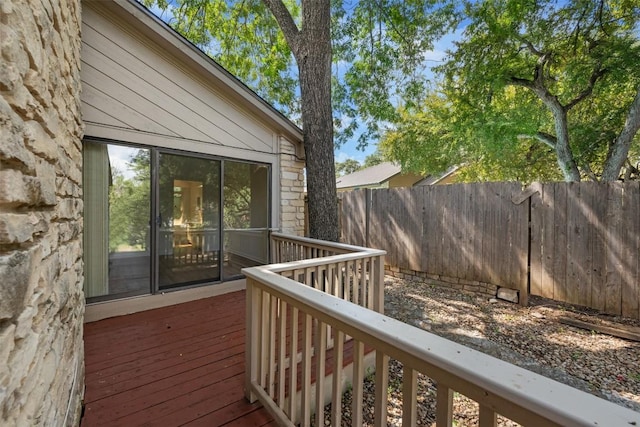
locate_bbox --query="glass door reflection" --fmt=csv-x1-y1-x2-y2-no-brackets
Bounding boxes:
158,153,221,289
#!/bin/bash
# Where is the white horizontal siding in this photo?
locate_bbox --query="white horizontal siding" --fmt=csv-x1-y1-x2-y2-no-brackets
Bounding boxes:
80,4,276,156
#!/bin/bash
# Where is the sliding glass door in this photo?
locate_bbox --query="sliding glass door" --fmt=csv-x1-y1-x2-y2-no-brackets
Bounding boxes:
157,152,221,289
223,160,270,280
83,141,270,301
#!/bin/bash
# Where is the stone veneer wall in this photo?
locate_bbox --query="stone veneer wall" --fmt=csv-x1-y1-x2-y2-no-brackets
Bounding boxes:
279,137,305,235
0,0,85,425
386,266,500,298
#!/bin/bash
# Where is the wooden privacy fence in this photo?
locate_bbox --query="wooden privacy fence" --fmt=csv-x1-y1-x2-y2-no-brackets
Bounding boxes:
340,182,640,320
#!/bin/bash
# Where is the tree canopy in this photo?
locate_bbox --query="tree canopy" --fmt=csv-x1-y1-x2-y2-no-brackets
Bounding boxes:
382,0,640,182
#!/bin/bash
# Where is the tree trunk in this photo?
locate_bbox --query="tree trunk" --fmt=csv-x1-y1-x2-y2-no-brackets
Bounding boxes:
551,107,581,182
299,55,339,241
263,0,339,241
602,86,640,181
297,0,338,241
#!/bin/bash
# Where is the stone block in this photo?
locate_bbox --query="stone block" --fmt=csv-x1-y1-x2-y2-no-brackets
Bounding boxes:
0,324,16,370
33,159,57,205
23,120,57,160
0,212,47,244
497,287,519,304
0,100,36,172
0,248,39,321
440,275,459,284
0,169,29,206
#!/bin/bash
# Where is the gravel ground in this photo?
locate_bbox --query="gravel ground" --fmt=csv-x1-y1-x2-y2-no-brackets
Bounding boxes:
314,276,640,426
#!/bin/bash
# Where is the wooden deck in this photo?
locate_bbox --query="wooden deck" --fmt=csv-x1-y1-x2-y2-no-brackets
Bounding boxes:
81,290,276,426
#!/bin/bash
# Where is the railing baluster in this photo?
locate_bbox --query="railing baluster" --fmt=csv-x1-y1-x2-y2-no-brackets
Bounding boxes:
278,300,288,410
367,257,375,309
374,351,389,427
268,295,277,398
331,330,344,426
336,262,345,299
315,320,328,427
479,404,497,427
352,258,361,305
436,382,453,426
358,257,366,307
300,313,313,426
346,260,354,302
352,340,365,426
402,366,418,427
260,291,269,389
288,307,299,423
305,267,313,289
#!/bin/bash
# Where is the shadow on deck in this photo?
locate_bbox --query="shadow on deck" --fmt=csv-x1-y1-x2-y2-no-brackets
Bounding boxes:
81,290,276,426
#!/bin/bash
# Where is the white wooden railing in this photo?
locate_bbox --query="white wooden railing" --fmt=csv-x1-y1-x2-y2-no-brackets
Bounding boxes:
243,233,640,427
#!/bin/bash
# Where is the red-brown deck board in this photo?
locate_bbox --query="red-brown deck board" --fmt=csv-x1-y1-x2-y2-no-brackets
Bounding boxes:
81,290,274,427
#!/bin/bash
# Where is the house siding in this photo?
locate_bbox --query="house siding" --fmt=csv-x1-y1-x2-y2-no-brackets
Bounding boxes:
0,0,85,425
81,3,280,164
388,172,424,188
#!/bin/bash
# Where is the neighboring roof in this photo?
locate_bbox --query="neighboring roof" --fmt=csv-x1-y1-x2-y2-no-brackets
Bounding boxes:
414,165,460,186
336,162,402,189
88,0,304,155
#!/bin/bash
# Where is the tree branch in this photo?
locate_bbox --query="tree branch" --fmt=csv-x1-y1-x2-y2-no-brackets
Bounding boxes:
262,0,301,54
517,36,545,57
564,64,606,111
602,85,640,180
517,132,557,148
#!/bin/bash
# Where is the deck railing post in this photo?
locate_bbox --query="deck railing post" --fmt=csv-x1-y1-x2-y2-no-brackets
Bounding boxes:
373,254,385,314
245,278,260,403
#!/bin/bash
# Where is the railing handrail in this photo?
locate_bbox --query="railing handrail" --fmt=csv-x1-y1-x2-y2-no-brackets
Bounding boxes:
244,258,640,426
267,251,386,273
270,231,382,255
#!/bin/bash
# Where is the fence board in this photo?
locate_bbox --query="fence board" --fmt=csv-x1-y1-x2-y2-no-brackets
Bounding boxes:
565,183,585,306
403,188,422,272
529,190,543,296
586,182,606,311
387,190,399,268
457,183,474,280
481,184,499,286
538,184,556,299
551,184,568,303
420,186,437,274
621,182,640,319
605,183,624,315
440,185,456,279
